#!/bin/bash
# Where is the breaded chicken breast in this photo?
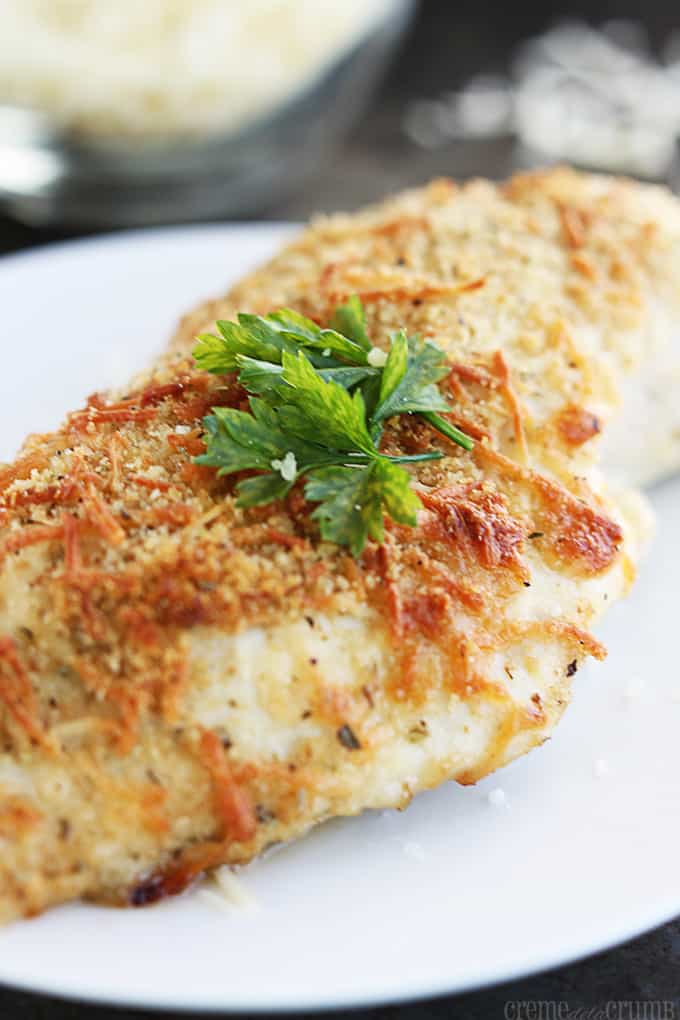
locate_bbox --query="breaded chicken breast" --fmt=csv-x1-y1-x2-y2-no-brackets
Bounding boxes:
0,168,676,924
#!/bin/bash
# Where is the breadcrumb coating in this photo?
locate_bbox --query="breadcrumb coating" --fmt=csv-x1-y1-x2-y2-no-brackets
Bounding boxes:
1,167,677,922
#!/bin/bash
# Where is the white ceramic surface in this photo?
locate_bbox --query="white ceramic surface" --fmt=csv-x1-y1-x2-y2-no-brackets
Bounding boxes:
0,227,678,1012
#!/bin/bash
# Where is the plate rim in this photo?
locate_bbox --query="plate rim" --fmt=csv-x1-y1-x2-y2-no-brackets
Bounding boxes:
0,223,677,1013
0,897,676,1013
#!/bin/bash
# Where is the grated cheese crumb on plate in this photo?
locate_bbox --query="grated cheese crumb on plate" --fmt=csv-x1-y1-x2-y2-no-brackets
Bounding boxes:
211,867,259,912
196,888,234,915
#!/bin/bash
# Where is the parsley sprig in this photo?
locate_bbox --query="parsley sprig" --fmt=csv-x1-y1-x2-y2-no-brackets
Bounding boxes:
193,297,472,555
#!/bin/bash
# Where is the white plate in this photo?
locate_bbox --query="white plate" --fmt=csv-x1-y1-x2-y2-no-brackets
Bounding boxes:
0,226,678,1012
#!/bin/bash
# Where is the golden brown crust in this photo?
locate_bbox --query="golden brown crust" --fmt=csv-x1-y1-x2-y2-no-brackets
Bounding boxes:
1,166,677,922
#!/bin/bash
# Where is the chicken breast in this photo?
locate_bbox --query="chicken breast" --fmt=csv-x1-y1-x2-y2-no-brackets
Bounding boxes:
0,168,676,924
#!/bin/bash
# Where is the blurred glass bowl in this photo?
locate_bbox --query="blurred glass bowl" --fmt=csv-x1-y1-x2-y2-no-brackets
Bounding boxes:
0,0,415,228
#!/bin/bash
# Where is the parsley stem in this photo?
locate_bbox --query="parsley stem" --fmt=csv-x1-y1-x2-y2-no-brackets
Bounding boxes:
387,451,444,464
420,411,474,451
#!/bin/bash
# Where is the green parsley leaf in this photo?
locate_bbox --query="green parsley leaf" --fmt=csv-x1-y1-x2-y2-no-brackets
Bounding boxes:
293,328,370,366
267,307,371,366
193,319,281,374
234,313,292,353
192,332,239,374
377,329,409,407
235,472,294,507
234,355,376,400
196,399,339,486
374,458,423,526
235,356,286,397
304,463,378,556
265,308,323,342
196,405,281,475
195,306,371,376
306,459,422,557
192,295,473,554
373,333,451,424
318,366,378,389
329,295,372,350
279,351,375,455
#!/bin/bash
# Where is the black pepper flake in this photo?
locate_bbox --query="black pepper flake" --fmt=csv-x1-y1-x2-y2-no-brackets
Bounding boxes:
528,531,544,540
566,659,578,677
337,724,361,751
408,720,430,742
255,804,276,824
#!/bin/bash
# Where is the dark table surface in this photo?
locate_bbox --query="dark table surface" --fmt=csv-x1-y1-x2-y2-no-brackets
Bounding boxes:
1,2,678,1017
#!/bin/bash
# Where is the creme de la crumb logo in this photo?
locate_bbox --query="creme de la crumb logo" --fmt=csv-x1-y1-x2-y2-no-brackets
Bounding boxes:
504,1001,676,1020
